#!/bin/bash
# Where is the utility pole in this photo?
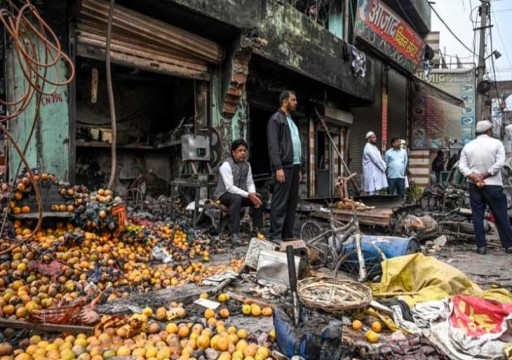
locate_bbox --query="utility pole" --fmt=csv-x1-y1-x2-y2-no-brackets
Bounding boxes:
475,0,489,123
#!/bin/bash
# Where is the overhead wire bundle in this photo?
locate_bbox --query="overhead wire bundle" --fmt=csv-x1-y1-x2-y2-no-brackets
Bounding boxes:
0,0,75,242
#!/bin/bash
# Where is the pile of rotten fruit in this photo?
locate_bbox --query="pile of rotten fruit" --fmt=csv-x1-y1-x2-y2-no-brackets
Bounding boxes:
0,171,388,360
0,171,277,360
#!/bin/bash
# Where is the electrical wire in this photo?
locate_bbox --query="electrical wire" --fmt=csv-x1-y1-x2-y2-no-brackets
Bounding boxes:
487,11,504,112
0,0,76,241
469,2,479,66
491,9,512,78
490,8,512,13
0,2,75,120
428,1,479,57
106,0,117,190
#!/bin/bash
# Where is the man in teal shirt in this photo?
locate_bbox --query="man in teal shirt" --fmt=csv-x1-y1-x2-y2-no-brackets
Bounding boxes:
267,90,301,241
384,137,408,197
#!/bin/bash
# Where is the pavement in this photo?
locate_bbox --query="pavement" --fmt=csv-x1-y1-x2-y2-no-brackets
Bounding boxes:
435,242,512,289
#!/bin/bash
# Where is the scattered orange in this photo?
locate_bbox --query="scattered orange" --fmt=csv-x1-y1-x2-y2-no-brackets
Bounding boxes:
251,304,261,317
165,323,178,334
204,308,216,319
352,319,363,331
216,337,229,352
196,334,209,349
177,325,190,338
218,293,229,303
237,329,248,339
219,308,230,318
261,307,273,316
366,330,379,343
371,321,383,333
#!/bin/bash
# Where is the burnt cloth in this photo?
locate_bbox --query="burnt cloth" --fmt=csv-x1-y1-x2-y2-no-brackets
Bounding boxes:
373,334,448,360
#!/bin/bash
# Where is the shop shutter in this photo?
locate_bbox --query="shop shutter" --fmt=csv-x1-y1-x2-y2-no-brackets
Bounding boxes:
387,69,408,143
348,59,383,185
76,0,223,80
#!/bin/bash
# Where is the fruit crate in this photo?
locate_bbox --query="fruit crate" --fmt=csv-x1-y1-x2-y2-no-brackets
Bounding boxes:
16,182,73,213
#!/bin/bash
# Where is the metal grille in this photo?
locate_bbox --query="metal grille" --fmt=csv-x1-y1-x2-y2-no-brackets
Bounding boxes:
387,69,408,143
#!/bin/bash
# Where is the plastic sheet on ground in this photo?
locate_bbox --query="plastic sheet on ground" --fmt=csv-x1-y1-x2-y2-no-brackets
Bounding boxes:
390,296,512,359
369,253,512,306
450,295,512,337
427,296,512,360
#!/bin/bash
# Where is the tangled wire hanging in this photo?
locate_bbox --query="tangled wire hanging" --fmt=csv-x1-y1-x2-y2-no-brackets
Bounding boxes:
0,0,75,242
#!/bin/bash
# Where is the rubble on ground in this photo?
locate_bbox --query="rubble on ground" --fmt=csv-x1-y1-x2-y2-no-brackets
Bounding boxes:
0,171,510,360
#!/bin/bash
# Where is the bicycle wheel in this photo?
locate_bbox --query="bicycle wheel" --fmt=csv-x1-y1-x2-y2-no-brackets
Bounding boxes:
300,220,323,241
300,221,337,268
333,239,386,281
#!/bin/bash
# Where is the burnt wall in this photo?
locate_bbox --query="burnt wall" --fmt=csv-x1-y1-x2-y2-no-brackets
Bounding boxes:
257,0,374,102
165,0,375,102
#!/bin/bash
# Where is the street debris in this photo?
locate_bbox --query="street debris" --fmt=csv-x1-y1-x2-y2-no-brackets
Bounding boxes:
0,170,510,360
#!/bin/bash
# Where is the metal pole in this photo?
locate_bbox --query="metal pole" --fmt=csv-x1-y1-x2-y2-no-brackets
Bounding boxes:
315,109,362,194
475,0,489,122
344,0,350,42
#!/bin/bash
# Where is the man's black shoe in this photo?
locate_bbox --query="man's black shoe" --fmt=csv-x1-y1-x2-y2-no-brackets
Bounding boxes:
505,247,512,254
476,247,487,255
230,234,241,247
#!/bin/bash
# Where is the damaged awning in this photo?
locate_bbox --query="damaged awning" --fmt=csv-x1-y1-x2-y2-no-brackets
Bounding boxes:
76,0,223,80
411,76,464,107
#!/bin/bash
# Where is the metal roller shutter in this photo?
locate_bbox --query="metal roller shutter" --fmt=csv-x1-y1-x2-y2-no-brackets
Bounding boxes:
387,69,408,143
348,59,383,184
76,0,223,80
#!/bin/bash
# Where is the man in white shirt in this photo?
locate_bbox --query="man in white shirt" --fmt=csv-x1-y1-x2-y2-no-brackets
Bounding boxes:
214,139,263,246
459,120,512,254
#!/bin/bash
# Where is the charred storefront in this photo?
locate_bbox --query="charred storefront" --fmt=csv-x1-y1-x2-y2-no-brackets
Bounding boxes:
346,0,462,189
6,0,377,199
242,1,375,199
72,0,225,193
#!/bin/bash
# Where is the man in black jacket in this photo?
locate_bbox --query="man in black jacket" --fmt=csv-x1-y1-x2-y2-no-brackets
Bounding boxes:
267,90,301,241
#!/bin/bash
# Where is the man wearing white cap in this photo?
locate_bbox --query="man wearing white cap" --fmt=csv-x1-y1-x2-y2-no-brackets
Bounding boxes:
362,131,387,195
459,120,512,254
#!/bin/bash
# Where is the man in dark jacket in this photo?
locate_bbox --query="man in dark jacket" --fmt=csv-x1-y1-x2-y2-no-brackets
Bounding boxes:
267,90,301,241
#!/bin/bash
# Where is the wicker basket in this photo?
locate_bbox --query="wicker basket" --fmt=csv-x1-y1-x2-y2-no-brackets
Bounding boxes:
297,277,372,313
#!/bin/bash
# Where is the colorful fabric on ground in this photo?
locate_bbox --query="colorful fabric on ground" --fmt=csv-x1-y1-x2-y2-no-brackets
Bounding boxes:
369,253,512,306
450,295,512,337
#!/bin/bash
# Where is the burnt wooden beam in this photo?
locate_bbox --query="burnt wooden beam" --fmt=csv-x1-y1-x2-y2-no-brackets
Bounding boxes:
0,318,94,335
97,279,234,315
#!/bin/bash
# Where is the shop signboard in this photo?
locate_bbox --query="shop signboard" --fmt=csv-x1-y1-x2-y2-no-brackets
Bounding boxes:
412,70,476,149
354,0,426,73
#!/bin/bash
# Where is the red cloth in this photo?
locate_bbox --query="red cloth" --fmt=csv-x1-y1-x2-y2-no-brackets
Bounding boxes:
450,295,512,337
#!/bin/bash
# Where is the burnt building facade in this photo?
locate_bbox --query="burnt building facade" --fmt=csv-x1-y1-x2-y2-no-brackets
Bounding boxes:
4,0,448,196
